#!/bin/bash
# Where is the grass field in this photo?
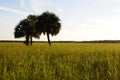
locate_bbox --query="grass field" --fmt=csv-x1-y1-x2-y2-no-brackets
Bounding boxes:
0,42,120,80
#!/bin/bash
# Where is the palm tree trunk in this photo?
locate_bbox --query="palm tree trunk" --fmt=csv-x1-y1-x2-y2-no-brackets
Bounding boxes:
47,32,51,46
26,35,29,46
30,35,32,45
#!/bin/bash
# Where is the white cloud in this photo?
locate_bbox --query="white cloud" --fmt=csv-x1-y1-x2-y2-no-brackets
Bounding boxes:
96,0,119,4
30,0,51,11
96,0,115,4
57,8,64,12
29,0,63,13
92,0,120,6
0,6,29,15
112,8,120,13
19,0,25,8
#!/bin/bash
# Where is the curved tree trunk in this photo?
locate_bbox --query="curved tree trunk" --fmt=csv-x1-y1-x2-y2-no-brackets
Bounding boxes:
30,35,32,45
47,32,51,46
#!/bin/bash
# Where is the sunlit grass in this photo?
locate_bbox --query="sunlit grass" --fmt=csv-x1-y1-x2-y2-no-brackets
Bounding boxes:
0,42,120,80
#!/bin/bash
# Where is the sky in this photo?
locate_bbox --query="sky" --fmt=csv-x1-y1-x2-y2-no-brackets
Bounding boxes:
0,0,120,41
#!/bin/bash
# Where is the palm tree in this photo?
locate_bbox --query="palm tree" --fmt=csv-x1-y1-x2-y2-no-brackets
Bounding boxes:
27,15,41,45
14,15,40,46
36,11,61,46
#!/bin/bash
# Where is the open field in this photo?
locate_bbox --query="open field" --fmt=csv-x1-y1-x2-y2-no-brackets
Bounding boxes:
0,42,120,80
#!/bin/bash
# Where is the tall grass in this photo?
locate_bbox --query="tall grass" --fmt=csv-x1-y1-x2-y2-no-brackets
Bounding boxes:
0,43,120,80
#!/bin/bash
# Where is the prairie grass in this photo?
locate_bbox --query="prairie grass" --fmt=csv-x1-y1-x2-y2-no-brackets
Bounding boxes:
0,42,120,80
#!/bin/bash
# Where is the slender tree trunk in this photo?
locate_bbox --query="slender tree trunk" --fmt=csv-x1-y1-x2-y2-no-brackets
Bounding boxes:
26,35,29,46
30,35,32,45
47,32,51,46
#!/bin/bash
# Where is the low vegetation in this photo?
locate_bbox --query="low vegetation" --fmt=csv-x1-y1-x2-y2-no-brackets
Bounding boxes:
0,42,120,80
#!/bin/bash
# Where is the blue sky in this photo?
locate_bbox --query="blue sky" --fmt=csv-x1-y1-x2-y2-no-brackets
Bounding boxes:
0,0,120,41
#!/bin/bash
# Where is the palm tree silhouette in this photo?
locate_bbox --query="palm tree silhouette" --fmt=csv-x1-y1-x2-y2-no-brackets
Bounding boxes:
36,11,61,46
14,15,40,46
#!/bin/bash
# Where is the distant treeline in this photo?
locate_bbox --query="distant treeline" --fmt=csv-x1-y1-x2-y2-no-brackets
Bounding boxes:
80,40,120,43
1,40,120,43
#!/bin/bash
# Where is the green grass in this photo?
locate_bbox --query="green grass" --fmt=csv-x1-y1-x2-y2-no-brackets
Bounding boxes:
0,42,120,80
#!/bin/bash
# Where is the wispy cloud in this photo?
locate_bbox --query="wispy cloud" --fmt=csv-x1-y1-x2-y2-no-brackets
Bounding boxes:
0,6,29,15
